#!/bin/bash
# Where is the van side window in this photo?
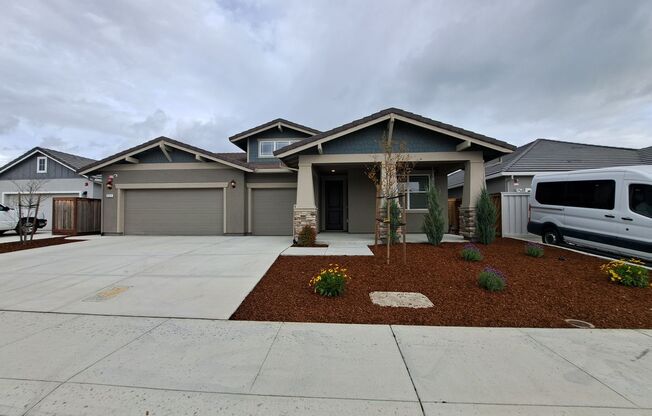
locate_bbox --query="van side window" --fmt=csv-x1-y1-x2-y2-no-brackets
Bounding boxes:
535,180,615,209
629,184,652,218
535,182,565,205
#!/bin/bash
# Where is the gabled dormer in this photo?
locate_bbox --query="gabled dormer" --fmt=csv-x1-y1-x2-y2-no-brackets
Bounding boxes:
228,118,319,163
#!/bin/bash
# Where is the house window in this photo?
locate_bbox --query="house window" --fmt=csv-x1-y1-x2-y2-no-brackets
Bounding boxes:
36,156,47,173
258,140,296,158
401,175,430,209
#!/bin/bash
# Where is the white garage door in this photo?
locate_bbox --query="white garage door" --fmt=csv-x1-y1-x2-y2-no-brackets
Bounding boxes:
124,188,224,235
251,188,296,235
4,193,79,231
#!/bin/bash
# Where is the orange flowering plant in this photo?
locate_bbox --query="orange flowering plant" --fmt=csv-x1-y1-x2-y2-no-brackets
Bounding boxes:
600,258,649,288
309,263,350,297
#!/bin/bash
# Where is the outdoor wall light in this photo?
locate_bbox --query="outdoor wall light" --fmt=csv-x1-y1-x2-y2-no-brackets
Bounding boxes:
230,179,236,189
331,169,336,173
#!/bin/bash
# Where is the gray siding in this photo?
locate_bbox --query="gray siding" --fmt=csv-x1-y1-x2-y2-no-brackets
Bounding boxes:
0,154,79,180
124,188,223,235
251,188,296,235
100,167,245,235
245,173,297,183
116,147,200,164
247,128,312,163
346,168,376,233
322,120,457,155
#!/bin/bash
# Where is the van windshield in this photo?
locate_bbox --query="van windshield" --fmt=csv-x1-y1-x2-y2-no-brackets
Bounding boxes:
629,184,652,218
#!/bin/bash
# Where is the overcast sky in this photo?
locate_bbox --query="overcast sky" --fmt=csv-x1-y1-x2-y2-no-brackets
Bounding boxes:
1,0,651,165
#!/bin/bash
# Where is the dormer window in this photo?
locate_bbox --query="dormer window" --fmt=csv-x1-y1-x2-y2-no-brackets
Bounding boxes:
259,139,296,158
36,156,47,173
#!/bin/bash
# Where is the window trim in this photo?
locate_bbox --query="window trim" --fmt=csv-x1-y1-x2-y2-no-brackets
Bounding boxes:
258,139,298,158
36,156,48,173
402,174,430,210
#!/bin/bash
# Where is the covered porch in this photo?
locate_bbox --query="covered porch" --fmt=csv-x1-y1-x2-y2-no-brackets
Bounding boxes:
293,154,486,240
275,108,515,240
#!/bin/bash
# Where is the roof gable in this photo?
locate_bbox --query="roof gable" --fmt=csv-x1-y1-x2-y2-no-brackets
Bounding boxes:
228,118,320,145
78,136,253,174
0,147,95,176
274,108,516,158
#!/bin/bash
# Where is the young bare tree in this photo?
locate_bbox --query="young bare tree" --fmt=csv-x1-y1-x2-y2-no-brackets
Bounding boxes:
12,180,48,243
365,124,414,264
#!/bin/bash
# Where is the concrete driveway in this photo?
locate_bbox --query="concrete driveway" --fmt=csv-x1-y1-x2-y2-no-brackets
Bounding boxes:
0,236,291,319
0,312,650,415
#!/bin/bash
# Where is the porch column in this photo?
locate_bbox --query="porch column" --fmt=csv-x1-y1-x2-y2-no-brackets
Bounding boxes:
293,161,317,239
460,160,485,239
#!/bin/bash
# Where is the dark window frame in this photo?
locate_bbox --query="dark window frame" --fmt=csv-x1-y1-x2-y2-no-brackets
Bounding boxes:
535,179,616,210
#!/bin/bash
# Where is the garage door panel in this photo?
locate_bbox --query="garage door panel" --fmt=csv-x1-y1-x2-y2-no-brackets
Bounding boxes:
252,188,295,236
125,189,223,235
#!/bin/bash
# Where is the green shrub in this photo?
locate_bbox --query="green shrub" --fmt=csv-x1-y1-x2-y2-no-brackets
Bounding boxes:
388,200,401,244
422,184,445,245
525,242,544,258
601,258,649,288
309,264,350,297
478,267,506,292
460,243,483,261
476,188,497,245
296,225,316,247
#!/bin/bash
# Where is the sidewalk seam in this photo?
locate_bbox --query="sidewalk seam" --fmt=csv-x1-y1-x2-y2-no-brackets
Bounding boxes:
390,325,426,416
248,321,283,392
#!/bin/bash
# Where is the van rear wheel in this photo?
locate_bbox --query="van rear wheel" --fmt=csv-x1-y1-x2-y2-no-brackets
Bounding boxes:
542,227,562,245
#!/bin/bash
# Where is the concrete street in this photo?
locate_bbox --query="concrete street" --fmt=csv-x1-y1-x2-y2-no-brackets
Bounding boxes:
0,236,291,319
0,312,650,415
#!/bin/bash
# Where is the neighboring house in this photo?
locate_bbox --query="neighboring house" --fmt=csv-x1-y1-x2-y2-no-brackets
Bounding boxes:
448,139,652,198
0,147,101,231
79,108,516,238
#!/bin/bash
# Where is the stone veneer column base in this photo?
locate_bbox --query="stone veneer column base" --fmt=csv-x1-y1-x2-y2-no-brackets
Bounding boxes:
459,207,477,240
293,206,317,240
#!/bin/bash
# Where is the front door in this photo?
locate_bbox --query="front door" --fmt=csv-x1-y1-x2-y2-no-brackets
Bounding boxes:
325,180,344,230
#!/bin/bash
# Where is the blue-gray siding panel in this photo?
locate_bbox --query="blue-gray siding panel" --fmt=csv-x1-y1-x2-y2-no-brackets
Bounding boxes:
115,147,200,164
0,154,79,180
322,121,458,155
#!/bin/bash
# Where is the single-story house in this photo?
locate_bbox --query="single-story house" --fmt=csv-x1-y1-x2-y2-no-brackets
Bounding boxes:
448,138,652,197
0,147,102,230
79,108,516,238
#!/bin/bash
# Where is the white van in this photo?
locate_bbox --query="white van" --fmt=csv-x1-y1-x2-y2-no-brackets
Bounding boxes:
527,166,652,261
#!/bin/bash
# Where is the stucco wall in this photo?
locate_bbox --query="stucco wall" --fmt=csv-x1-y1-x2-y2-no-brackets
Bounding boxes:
100,167,245,234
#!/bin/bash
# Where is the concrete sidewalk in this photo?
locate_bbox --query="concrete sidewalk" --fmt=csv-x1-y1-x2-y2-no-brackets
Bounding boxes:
0,312,649,415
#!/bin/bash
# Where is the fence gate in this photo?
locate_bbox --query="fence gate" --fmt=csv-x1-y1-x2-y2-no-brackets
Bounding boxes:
500,192,530,237
52,197,101,235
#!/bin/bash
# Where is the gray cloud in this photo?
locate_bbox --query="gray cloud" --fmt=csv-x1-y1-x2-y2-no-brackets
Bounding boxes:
0,0,650,166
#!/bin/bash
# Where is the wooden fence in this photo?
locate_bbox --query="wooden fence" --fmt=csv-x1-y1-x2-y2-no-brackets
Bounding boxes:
52,197,101,235
448,194,502,237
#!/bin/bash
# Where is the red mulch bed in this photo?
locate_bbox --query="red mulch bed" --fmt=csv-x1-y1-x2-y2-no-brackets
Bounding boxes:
0,236,79,253
231,238,651,328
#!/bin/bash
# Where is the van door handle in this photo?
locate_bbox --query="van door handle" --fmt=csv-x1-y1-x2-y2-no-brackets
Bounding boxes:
604,214,615,218
621,217,633,221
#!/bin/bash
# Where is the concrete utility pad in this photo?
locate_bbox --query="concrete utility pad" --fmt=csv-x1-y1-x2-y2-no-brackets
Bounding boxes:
370,291,434,308
0,235,291,319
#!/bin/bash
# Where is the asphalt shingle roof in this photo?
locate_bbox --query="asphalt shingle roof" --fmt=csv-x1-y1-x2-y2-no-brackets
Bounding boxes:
448,138,651,188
